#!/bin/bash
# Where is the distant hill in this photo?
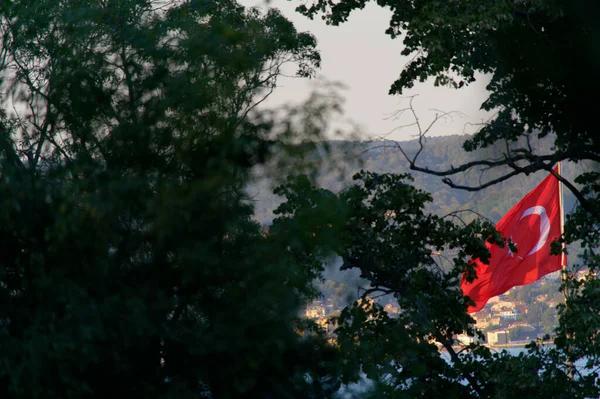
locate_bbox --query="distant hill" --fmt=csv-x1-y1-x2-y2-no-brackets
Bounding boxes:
249,134,582,226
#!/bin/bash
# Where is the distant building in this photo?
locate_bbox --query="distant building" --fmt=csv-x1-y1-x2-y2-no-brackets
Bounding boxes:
314,317,329,331
491,301,514,313
354,297,376,322
384,303,400,316
576,269,596,281
514,302,526,314
508,324,537,341
305,303,326,319
535,294,548,302
474,310,492,320
487,330,509,345
475,320,491,330
547,299,561,308
456,334,480,345
356,297,375,310
498,309,518,321
487,296,501,304
473,309,493,329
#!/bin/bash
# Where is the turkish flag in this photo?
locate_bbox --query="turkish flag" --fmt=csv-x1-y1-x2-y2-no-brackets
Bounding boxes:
461,166,564,313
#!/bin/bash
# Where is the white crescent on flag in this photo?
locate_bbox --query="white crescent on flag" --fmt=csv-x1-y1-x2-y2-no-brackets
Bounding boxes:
520,205,550,257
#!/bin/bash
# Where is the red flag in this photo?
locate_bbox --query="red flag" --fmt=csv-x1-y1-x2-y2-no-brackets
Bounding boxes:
461,166,563,313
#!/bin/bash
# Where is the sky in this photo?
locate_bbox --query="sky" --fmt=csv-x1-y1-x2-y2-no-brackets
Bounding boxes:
239,0,494,142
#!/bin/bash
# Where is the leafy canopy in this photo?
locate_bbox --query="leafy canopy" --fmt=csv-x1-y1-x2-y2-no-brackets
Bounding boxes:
292,0,600,396
0,1,344,398
274,170,595,398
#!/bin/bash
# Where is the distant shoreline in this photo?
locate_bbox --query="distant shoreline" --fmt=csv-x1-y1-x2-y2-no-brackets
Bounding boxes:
445,340,554,352
488,340,554,349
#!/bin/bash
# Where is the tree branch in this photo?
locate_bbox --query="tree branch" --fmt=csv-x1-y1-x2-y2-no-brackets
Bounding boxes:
382,99,596,216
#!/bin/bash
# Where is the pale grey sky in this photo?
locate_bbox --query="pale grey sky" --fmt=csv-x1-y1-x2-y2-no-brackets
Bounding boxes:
240,0,494,141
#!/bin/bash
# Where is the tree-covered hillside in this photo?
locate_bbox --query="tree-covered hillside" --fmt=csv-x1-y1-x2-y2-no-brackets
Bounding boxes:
251,134,581,226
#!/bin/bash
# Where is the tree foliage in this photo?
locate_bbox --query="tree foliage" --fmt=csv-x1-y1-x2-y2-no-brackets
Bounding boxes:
296,0,599,206
0,1,345,398
4,0,600,397
290,0,600,396
275,170,598,398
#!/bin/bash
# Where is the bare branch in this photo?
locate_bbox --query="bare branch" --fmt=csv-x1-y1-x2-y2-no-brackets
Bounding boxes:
380,98,597,215
442,209,496,226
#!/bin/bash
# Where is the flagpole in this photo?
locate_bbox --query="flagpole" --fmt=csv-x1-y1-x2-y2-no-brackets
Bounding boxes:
558,161,566,270
557,161,573,378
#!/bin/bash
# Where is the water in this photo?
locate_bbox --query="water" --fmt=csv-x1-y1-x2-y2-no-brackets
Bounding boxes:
491,346,530,356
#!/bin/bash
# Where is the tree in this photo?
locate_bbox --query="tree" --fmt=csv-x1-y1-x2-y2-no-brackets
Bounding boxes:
0,1,343,398
541,307,558,335
517,287,531,304
274,170,599,398
509,326,525,342
526,302,547,328
296,0,600,391
296,0,598,197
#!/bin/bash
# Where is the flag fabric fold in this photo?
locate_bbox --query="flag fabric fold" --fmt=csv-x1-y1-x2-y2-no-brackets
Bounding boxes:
461,166,563,313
